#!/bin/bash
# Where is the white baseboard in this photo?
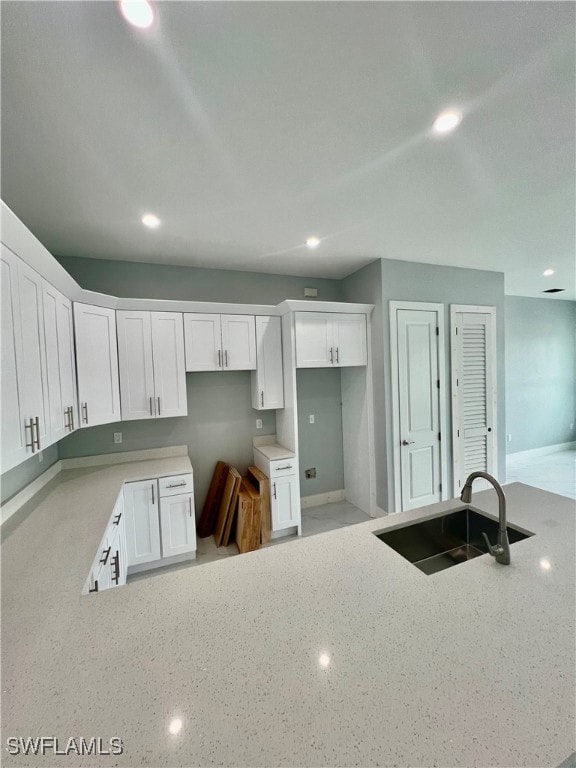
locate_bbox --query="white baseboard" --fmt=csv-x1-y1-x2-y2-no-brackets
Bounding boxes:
61,444,189,469
1,445,190,526
300,489,346,508
1,460,62,525
507,441,575,461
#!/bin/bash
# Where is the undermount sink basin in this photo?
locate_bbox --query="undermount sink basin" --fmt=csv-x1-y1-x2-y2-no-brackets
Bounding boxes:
374,506,534,575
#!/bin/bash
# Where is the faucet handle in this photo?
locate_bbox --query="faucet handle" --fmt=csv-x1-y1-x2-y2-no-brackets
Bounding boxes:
482,532,504,558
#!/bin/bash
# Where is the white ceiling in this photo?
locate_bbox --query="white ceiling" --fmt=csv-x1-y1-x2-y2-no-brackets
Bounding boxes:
1,1,574,298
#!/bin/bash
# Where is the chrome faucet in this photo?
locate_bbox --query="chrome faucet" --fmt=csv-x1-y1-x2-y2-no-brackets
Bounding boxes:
460,471,511,565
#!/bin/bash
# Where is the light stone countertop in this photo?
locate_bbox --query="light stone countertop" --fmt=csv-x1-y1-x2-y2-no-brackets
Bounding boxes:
1,458,575,768
253,443,296,461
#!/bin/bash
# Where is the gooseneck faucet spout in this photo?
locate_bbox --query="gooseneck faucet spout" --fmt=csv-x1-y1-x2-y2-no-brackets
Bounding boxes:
460,471,510,565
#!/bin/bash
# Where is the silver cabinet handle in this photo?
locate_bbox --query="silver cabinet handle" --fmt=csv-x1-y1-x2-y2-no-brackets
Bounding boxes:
276,465,293,471
402,439,415,446
189,497,193,517
34,416,40,450
69,406,74,431
329,347,334,364
64,407,70,431
261,391,264,407
167,482,186,488
273,482,277,499
151,482,155,505
157,396,161,416
82,403,88,424
149,396,154,416
217,349,222,368
225,349,229,367
25,419,35,452
335,347,339,363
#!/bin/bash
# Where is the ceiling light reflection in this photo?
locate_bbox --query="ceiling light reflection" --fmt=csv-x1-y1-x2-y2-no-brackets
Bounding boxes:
539,558,551,571
319,653,331,668
119,0,154,29
168,717,183,736
543,269,555,277
142,213,160,228
432,109,462,135
306,236,321,249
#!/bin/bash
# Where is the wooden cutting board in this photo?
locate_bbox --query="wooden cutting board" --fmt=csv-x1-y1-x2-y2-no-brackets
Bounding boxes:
247,465,271,544
214,468,241,547
197,460,229,538
236,478,262,554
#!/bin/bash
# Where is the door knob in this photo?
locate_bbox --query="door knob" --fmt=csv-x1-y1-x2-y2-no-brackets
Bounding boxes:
402,439,415,446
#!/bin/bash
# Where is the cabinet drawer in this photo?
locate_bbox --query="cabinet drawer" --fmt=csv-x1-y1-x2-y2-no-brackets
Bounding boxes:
268,459,297,478
159,473,194,497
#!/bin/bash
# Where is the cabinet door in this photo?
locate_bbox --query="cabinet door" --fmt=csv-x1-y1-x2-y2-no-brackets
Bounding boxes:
160,492,196,557
117,311,155,421
220,315,256,370
151,312,187,418
271,475,300,531
123,480,161,567
251,316,284,409
43,282,77,442
295,312,334,368
333,314,367,366
74,303,121,427
1,246,27,470
184,314,222,371
17,260,51,450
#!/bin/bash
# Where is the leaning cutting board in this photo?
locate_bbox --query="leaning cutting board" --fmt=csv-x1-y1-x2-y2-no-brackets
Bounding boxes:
247,465,271,544
197,460,229,538
236,478,262,554
214,468,241,547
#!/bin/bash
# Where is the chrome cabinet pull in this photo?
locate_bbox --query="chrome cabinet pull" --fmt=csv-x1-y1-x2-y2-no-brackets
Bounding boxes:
273,482,277,499
151,482,155,505
189,497,193,517
275,465,293,471
25,419,35,452
88,579,99,594
167,482,186,488
33,416,40,450
157,396,161,416
217,349,222,368
113,512,122,525
329,347,334,364
225,349,229,367
261,391,264,407
111,550,120,585
99,546,111,565
70,406,74,431
82,403,88,424
64,406,70,431
335,347,340,363
149,396,154,416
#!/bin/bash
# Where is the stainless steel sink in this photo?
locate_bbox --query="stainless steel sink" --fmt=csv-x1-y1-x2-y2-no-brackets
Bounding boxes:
374,506,534,575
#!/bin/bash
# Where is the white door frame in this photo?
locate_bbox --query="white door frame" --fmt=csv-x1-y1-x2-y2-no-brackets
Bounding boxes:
450,304,498,495
390,301,449,513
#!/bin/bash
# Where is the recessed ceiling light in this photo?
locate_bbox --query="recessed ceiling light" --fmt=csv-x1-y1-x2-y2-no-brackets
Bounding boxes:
306,236,320,249
142,213,160,228
119,0,154,29
432,109,462,135
542,269,555,277
319,653,331,668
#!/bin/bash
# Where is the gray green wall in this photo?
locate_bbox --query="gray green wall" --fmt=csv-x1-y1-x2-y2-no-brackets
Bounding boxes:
343,258,506,512
0,444,59,505
55,255,344,304
505,296,576,453
296,368,344,496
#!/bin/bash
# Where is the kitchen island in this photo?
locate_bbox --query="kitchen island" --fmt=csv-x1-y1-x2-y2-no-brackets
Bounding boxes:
1,460,574,768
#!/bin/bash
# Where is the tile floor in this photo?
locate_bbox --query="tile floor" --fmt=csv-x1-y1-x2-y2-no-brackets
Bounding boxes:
505,448,576,500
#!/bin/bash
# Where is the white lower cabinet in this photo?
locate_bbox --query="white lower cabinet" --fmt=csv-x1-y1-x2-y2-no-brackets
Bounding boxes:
160,492,196,558
123,479,161,567
84,493,127,594
271,475,300,531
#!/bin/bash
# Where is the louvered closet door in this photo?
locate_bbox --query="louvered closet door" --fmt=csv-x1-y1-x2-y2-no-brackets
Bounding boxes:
451,307,497,495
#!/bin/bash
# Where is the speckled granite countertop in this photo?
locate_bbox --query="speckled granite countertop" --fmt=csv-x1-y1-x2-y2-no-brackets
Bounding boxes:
2,469,575,768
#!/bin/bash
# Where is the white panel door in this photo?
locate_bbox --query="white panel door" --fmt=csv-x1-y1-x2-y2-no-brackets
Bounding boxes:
271,475,300,530
333,314,367,366
184,314,222,371
151,312,187,418
397,309,441,511
74,303,121,427
220,314,256,370
17,260,51,451
0,246,27,470
124,479,161,566
251,316,284,409
43,283,77,442
295,312,334,367
451,307,497,495
160,492,196,557
117,311,155,421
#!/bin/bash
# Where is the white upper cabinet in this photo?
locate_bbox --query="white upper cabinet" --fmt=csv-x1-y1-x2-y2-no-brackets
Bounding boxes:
184,313,256,372
295,312,367,368
43,282,78,442
251,316,284,410
117,311,187,420
74,303,121,427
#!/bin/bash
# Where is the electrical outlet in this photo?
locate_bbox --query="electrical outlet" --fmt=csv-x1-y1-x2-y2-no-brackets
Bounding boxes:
305,468,317,479
256,419,263,429
114,432,122,444
309,414,315,424
507,434,512,443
